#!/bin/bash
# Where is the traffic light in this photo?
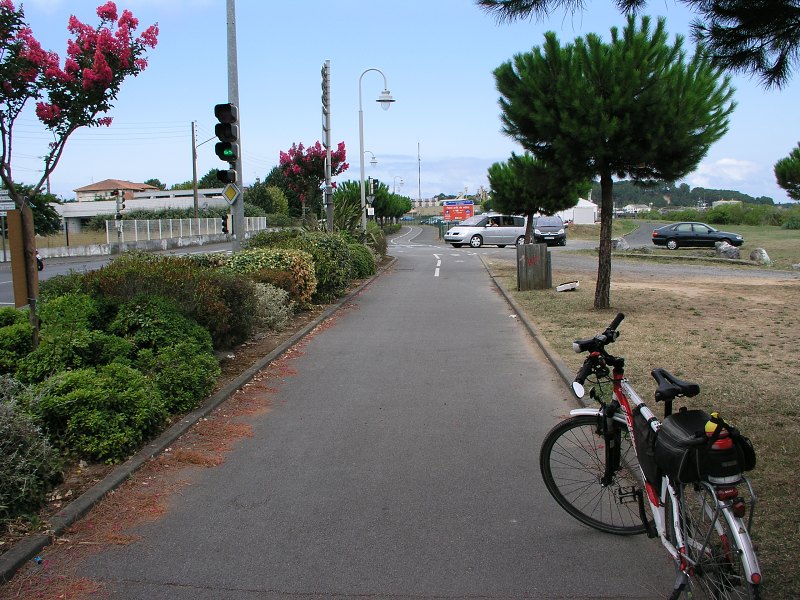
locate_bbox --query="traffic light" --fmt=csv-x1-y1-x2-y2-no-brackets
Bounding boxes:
216,168,237,184
221,217,229,234
111,190,125,213
214,102,239,164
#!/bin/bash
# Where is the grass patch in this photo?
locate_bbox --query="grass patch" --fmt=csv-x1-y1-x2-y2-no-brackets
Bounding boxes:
632,223,800,269
485,255,800,599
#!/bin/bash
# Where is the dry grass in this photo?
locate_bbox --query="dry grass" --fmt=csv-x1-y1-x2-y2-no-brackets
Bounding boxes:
486,255,800,599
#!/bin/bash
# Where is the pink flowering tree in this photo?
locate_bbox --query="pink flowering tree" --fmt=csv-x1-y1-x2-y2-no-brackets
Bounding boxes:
279,141,348,219
0,1,157,331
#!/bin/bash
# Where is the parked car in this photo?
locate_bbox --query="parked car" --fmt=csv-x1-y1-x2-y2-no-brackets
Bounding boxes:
444,214,526,248
651,222,744,250
533,215,567,246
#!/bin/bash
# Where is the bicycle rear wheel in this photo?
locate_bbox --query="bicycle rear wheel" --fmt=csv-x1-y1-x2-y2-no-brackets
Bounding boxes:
676,483,760,599
539,414,650,535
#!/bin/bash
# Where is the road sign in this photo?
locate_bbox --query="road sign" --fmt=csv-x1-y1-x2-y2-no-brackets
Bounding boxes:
0,200,14,216
222,183,240,206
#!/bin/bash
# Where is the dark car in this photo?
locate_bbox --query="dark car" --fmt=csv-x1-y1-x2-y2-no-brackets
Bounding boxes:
651,222,744,250
533,216,567,246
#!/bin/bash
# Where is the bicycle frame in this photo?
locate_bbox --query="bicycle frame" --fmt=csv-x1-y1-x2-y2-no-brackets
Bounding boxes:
568,372,762,589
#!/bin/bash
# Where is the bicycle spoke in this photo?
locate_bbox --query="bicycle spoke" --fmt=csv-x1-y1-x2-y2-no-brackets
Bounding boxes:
540,415,648,535
677,484,758,600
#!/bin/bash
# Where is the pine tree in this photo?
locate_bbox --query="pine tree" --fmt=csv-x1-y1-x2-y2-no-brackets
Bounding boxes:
494,15,734,308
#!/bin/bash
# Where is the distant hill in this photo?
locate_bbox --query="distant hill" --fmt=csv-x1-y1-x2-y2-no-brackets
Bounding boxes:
590,180,774,208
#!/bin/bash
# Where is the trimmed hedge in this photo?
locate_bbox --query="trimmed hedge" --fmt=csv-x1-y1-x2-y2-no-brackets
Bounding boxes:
348,243,377,278
135,341,220,414
81,253,258,349
224,248,317,307
109,295,213,353
280,232,353,302
29,364,168,463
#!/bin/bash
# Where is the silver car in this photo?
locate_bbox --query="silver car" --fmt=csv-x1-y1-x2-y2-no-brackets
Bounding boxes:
444,214,527,248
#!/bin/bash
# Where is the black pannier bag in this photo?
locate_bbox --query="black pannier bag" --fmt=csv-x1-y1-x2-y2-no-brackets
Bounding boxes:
632,406,660,492
654,409,756,484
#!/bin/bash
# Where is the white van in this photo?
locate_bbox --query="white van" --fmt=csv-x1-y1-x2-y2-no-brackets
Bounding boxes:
444,214,526,248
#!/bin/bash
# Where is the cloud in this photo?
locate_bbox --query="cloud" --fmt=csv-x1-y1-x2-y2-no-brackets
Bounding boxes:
687,158,760,188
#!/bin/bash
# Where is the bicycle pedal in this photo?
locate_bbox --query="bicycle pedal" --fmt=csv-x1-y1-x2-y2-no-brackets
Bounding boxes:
616,486,639,504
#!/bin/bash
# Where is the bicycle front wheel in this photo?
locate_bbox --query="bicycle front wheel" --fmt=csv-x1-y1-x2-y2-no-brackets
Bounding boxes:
677,483,760,600
539,414,649,535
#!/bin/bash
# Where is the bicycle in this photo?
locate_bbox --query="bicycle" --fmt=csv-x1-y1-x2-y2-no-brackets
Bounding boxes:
539,313,761,599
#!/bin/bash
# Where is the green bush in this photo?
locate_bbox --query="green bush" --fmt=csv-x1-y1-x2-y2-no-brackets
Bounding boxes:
348,243,377,278
10,292,134,384
244,228,302,249
135,342,220,414
382,223,402,234
282,232,353,302
1,381,62,526
29,364,167,463
82,253,258,349
38,292,102,331
0,307,28,328
15,330,135,384
38,272,86,302
0,322,33,374
264,214,297,227
224,248,317,307
783,215,800,230
366,222,388,257
109,295,213,353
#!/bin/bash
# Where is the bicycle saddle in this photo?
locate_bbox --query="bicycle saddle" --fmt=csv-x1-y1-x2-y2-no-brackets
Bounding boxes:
651,368,700,402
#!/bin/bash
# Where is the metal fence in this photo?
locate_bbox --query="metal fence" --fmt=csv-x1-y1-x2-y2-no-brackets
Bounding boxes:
104,216,269,244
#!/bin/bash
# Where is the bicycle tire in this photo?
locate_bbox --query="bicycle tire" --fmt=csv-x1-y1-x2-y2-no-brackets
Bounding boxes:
539,414,650,535
676,483,760,600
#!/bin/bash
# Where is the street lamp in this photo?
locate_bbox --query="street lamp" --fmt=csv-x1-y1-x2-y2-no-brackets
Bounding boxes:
393,176,404,194
364,150,378,166
359,68,395,230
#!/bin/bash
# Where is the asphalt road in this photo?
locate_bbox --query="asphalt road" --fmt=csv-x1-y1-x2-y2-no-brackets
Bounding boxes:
71,226,672,599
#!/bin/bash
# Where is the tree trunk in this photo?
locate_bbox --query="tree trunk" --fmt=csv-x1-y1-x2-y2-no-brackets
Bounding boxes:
12,195,41,348
594,172,614,310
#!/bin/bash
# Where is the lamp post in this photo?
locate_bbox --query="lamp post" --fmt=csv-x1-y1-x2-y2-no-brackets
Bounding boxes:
358,68,394,231
364,150,378,166
393,176,404,194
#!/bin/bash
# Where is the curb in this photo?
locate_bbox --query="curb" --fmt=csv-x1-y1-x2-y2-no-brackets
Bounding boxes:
0,256,397,584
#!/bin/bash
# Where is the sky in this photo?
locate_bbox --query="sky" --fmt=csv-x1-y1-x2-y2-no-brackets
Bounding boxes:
8,0,800,204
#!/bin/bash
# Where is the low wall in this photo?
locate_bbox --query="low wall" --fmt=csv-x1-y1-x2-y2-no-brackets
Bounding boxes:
35,233,231,259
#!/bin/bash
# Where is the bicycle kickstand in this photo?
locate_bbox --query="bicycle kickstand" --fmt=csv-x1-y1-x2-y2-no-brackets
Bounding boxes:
668,570,689,600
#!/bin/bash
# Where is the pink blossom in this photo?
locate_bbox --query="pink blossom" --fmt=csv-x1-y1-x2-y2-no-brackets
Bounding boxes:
1,0,15,11
118,9,139,30
96,1,118,22
139,24,159,48
97,117,113,126
36,102,61,126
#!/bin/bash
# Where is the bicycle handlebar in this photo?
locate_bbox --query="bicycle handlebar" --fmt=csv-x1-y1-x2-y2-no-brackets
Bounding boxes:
571,313,625,386
572,313,625,354
608,312,625,332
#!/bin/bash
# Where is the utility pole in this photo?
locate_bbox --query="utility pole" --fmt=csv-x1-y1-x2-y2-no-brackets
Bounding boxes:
226,0,244,250
191,121,199,218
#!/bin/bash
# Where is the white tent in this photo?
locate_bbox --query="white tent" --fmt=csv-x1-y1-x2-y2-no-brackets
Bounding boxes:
557,198,597,225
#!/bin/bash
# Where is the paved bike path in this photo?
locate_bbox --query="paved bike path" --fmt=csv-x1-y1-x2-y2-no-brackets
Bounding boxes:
70,228,673,598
